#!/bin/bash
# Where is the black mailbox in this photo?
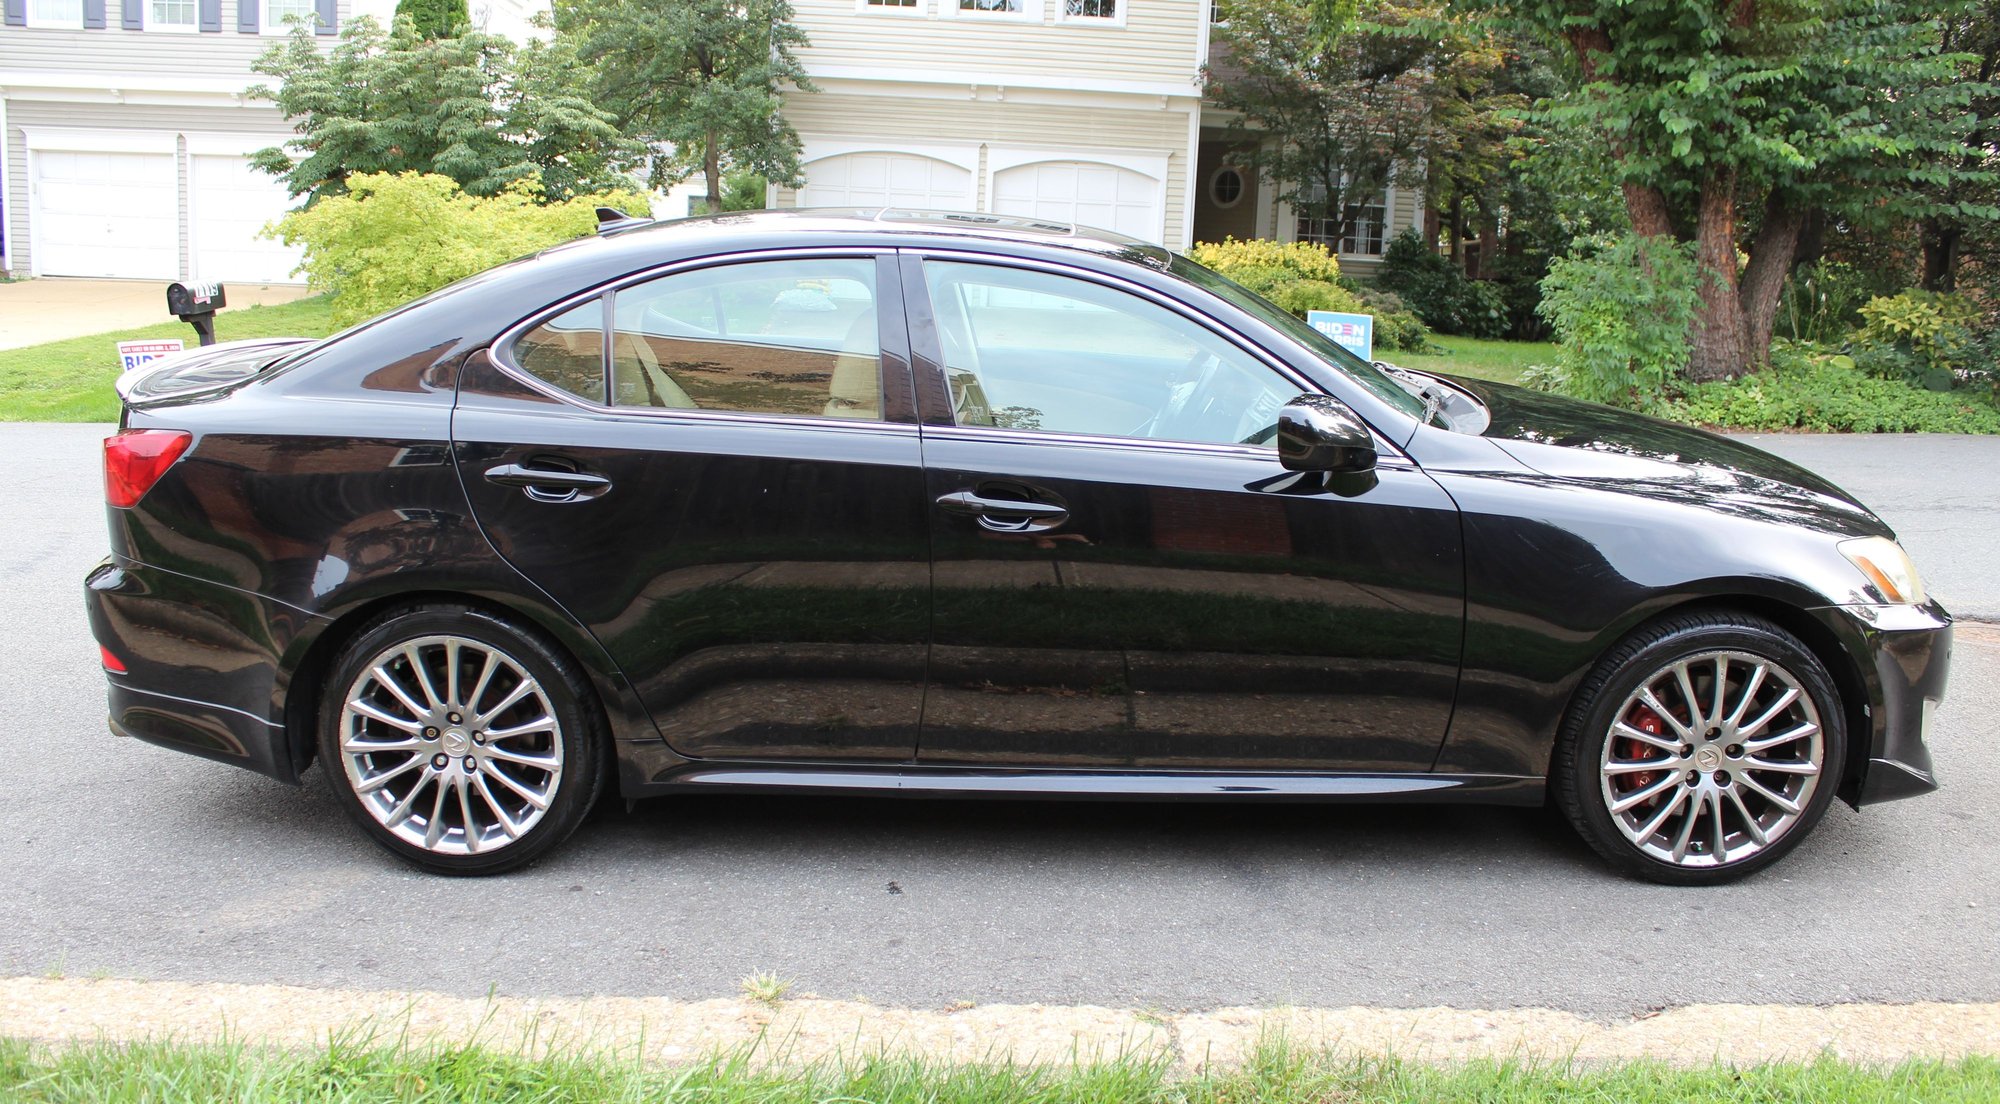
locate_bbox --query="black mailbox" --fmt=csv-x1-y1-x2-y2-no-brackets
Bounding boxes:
166,282,226,346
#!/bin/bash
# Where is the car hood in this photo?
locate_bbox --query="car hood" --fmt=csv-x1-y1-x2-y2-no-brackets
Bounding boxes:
1440,374,1890,538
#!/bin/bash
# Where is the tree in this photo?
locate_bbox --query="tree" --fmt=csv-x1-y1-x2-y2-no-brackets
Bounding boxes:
555,0,812,213
1204,0,1491,251
1918,0,2000,292
1484,0,1992,381
394,0,467,39
250,16,639,205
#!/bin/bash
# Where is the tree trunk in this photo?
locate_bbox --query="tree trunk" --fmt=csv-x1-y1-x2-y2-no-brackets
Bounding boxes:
703,130,723,215
1622,182,1676,239
1686,170,1748,383
1738,197,1805,365
1921,218,1961,292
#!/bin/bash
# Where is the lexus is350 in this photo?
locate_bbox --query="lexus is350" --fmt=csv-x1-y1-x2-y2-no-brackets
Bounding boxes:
86,209,1949,883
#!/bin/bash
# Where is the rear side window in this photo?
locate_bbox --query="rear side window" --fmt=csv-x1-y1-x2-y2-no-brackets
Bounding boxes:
609,259,884,419
512,301,606,404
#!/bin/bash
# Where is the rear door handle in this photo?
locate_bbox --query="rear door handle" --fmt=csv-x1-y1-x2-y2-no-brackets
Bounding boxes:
484,462,611,502
935,490,1069,532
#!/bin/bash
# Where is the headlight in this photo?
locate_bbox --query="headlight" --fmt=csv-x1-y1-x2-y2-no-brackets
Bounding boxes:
1840,536,1927,605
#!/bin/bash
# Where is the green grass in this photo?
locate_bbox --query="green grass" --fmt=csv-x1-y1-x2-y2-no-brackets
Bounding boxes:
1397,334,1555,386
0,296,337,423
1,1036,1996,1103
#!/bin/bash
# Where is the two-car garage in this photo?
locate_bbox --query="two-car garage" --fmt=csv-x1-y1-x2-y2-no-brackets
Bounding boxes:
796,140,1173,245
19,128,305,284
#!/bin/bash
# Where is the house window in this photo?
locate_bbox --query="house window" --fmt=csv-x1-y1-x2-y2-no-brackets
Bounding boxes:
858,0,920,10
1064,0,1116,18
1210,166,1245,208
265,0,315,30
1295,187,1388,256
960,0,1020,11
149,0,197,29
26,0,84,26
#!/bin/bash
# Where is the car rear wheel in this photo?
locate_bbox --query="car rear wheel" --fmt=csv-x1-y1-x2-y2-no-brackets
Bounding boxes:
319,605,606,875
1554,611,1846,886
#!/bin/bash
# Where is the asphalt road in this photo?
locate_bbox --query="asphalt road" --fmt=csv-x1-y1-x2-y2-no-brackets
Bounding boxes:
2,424,1995,1018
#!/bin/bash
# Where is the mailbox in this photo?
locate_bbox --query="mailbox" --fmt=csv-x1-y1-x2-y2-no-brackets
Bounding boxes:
166,282,227,346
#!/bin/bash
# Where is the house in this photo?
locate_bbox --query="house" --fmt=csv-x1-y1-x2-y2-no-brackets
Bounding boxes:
772,0,1423,273
0,0,539,282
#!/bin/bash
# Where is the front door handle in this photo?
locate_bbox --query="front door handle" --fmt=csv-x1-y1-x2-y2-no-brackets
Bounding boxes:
935,490,1069,532
484,462,611,502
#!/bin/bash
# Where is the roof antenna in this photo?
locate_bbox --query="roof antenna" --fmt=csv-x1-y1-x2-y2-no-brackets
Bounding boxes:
596,207,653,234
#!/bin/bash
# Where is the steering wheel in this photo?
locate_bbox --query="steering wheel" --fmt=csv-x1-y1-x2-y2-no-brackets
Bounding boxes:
1154,349,1226,440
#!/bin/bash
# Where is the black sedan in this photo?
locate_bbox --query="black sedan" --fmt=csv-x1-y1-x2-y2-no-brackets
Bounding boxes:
86,209,1949,883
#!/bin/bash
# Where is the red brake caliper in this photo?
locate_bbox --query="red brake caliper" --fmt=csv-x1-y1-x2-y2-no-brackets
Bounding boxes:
1621,706,1667,792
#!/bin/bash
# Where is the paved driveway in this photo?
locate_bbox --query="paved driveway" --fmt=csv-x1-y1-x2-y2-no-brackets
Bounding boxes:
0,279,311,351
0,424,1994,1017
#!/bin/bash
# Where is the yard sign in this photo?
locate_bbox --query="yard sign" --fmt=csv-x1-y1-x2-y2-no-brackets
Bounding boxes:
117,340,184,373
1306,310,1373,362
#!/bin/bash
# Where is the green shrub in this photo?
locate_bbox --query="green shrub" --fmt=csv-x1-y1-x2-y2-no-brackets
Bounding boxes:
1666,343,2000,433
1378,230,1509,338
1534,233,1701,410
1777,259,1880,344
273,171,651,325
1187,237,1433,353
1850,289,1980,391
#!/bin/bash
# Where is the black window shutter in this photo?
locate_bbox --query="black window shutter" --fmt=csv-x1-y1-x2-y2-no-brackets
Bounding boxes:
313,0,332,33
198,0,218,30
237,0,255,31
5,0,27,25
83,0,106,26
122,0,142,29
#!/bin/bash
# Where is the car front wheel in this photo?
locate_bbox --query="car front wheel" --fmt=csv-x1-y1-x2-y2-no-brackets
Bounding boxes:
319,604,606,875
1554,611,1847,885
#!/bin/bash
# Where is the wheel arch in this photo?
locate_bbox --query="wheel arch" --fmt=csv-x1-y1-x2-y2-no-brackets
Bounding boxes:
280,588,645,777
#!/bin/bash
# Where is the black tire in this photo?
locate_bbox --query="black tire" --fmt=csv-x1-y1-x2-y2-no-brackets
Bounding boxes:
318,603,607,875
1553,610,1847,886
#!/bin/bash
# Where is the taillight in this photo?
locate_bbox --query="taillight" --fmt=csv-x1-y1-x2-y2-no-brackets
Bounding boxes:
104,429,192,509
100,645,127,673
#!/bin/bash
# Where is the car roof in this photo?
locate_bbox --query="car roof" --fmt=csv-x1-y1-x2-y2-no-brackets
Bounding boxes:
585,206,1174,269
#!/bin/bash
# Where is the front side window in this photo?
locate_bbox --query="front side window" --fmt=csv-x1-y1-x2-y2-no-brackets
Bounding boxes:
923,261,1297,447
26,0,83,25
608,258,884,420
265,0,314,29
149,0,196,29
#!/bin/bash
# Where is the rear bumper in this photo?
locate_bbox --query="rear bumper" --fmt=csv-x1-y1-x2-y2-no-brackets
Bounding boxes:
86,556,321,784
1809,601,1951,807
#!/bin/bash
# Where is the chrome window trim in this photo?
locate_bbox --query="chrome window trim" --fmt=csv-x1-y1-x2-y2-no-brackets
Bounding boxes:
490,246,907,430
897,246,1410,462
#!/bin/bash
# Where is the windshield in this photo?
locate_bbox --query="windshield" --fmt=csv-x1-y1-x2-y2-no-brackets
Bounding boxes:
1169,254,1430,421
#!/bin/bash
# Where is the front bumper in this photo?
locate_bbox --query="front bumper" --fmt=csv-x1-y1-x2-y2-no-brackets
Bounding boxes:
1810,600,1951,807
85,556,322,784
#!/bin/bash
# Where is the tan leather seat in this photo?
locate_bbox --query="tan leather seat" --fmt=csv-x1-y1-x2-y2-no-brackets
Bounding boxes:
611,329,696,409
822,312,882,420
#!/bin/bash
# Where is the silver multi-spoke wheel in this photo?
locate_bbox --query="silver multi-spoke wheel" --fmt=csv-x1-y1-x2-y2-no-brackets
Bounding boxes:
338,634,564,857
1599,649,1824,869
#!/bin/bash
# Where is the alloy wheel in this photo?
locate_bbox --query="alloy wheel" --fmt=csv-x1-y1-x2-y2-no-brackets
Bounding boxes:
338,634,564,856
1599,649,1824,869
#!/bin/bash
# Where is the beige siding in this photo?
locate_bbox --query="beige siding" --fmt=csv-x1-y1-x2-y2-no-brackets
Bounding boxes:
0,0,352,81
4,98,294,277
791,0,1202,91
779,90,1196,247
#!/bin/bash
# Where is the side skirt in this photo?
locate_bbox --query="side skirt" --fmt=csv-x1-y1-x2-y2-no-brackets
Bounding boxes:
632,765,1548,806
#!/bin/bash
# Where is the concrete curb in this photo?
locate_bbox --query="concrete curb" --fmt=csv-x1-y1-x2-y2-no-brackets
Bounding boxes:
4,977,1998,1068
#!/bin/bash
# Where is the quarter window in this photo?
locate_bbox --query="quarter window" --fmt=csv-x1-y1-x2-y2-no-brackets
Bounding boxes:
608,259,884,420
923,261,1296,447
513,301,607,404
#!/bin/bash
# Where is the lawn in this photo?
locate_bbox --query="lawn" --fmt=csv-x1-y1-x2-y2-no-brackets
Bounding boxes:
0,296,338,423
2,1037,1996,1103
1395,334,1554,386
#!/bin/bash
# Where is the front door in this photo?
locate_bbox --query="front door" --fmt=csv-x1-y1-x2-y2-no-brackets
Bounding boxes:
454,253,931,763
907,255,1464,772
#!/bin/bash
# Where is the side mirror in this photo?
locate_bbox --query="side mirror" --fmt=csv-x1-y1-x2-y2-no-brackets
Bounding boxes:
1277,394,1376,474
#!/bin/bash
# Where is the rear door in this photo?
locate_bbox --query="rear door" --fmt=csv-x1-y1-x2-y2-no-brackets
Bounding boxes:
905,253,1465,772
454,251,931,764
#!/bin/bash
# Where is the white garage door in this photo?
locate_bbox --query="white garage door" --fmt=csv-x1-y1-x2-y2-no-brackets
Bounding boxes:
191,155,306,284
31,151,179,279
802,152,975,211
991,160,1162,242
